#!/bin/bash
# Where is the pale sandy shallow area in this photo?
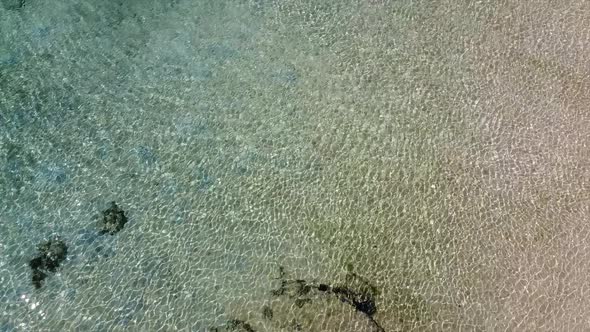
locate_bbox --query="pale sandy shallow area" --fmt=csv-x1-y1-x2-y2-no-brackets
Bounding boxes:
1,1,589,331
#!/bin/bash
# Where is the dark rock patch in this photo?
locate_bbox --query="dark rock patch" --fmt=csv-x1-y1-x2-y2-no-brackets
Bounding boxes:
318,283,330,292
24,200,128,290
29,238,68,289
96,201,128,235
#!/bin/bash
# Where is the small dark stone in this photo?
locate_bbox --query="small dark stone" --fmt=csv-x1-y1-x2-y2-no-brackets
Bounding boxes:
97,201,128,235
261,305,273,320
318,283,330,292
226,319,255,332
354,297,377,316
294,298,312,308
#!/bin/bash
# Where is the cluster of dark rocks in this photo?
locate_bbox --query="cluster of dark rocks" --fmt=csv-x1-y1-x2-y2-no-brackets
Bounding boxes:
209,266,384,332
28,201,128,289
27,202,387,330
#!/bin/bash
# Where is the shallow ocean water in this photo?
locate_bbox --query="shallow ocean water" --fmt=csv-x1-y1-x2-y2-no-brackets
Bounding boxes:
1,0,590,331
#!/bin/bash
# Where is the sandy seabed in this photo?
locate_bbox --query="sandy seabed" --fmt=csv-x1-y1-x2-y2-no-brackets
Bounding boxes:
1,1,589,331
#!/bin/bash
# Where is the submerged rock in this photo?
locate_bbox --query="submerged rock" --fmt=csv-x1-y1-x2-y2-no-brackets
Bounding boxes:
29,238,68,289
97,201,128,235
